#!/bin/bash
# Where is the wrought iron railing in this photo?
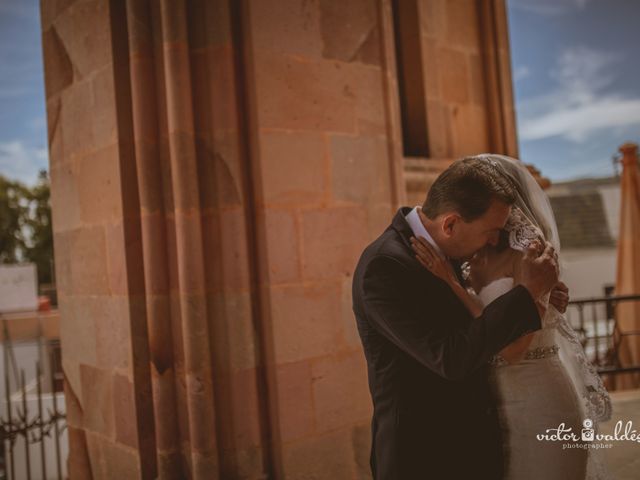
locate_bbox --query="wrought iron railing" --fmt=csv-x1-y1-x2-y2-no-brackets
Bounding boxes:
567,293,640,379
0,319,66,480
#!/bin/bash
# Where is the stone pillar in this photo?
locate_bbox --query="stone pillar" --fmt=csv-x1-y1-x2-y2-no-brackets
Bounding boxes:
404,0,520,205
41,0,406,478
615,142,640,389
42,0,156,477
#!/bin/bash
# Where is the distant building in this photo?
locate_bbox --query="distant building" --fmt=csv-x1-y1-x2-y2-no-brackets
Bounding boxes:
546,176,620,299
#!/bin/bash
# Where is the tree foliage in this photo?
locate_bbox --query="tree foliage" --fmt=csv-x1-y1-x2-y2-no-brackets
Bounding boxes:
0,170,53,285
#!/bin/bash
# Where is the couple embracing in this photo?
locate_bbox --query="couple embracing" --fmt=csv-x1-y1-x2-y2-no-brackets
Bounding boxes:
352,155,612,479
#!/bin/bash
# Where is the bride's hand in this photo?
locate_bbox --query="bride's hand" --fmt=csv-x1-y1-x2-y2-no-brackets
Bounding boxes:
549,281,569,313
410,236,458,284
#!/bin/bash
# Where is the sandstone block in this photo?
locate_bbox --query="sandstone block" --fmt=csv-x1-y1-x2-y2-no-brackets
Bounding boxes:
80,364,114,438
253,0,323,58
319,0,380,66
301,207,368,280
54,0,111,80
425,99,453,159
42,26,73,99
276,359,314,442
437,47,470,104
77,146,122,224
112,373,138,448
282,429,356,479
445,0,481,50
50,162,81,232
57,226,110,296
311,351,371,432
264,209,301,284
255,51,356,133
419,0,446,38
60,79,94,161
260,130,327,206
451,103,489,156
270,282,342,363
208,292,258,372
330,134,390,206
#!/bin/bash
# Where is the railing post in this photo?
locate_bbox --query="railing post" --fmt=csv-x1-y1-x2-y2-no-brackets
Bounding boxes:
20,370,30,480
36,362,46,480
592,302,600,365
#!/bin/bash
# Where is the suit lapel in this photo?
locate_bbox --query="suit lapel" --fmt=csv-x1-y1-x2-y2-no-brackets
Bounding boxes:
390,207,416,252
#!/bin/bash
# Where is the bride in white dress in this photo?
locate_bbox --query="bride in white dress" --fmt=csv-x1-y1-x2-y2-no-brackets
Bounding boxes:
411,154,613,480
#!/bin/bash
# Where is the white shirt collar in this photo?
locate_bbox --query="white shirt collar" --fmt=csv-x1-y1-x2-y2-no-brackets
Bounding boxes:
405,206,445,258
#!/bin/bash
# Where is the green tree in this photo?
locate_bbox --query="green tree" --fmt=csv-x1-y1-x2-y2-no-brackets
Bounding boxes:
23,170,54,285
0,174,29,263
0,170,54,285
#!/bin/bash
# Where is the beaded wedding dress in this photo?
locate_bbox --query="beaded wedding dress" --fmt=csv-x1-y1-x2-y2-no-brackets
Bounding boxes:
480,278,612,480
467,155,613,480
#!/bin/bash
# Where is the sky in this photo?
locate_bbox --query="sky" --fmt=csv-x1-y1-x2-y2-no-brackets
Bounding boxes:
0,0,639,186
0,1,47,188
507,0,640,181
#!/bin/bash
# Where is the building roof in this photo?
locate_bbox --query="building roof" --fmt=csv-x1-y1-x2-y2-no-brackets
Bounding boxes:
547,176,619,197
549,192,615,249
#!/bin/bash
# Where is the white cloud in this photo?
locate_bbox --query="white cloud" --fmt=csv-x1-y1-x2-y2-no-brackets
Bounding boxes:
520,96,640,142
0,140,48,186
28,116,46,131
509,0,591,16
551,47,621,99
517,46,640,143
513,65,531,81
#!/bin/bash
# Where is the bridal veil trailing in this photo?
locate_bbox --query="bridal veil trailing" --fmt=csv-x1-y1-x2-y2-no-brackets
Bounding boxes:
471,154,613,480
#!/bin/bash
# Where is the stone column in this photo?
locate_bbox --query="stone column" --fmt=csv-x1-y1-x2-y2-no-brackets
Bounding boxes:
404,0,520,205
42,0,516,478
42,0,157,477
615,142,640,389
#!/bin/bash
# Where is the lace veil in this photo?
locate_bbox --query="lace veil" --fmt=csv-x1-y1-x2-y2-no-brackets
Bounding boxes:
476,154,560,254
472,154,612,424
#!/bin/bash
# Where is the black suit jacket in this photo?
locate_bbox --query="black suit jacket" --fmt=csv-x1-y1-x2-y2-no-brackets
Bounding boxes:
352,207,541,479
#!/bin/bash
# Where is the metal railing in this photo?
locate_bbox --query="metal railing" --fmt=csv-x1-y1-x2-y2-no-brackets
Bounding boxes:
0,319,66,480
567,293,640,381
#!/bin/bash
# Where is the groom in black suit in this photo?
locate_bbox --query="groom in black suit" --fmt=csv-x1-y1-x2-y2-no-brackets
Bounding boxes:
352,158,564,479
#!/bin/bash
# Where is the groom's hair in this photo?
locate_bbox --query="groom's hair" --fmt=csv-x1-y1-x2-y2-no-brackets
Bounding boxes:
422,157,516,221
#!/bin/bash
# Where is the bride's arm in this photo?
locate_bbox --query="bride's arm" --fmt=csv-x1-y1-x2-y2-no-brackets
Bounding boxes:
412,239,544,363
410,237,484,318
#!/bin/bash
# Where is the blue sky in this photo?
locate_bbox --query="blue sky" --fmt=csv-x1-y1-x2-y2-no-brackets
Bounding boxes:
0,1,47,187
0,0,638,186
507,0,640,180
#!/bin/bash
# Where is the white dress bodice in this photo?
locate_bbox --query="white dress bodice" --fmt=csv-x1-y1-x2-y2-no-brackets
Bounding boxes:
477,277,612,480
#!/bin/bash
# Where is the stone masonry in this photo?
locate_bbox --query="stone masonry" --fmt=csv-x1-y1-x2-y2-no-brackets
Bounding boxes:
40,0,518,478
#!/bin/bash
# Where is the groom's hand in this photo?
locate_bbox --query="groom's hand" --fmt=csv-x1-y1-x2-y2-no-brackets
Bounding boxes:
549,281,570,313
513,241,559,301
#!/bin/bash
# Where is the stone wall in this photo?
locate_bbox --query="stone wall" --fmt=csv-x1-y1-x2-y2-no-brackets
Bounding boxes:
40,0,516,478
405,0,518,206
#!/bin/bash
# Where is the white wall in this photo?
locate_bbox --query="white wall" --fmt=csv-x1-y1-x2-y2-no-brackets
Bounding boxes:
598,184,621,241
0,264,38,313
547,179,621,301
560,248,618,300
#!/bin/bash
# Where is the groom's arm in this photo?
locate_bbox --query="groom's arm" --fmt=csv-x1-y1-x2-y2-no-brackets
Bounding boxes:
362,255,541,381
